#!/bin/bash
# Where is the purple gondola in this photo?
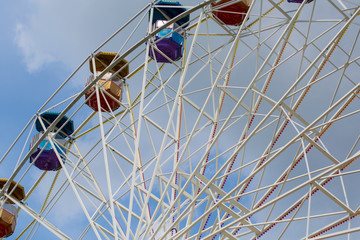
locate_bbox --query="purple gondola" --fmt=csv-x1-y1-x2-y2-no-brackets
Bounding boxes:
30,132,67,171
30,112,74,171
287,0,313,3
149,1,189,63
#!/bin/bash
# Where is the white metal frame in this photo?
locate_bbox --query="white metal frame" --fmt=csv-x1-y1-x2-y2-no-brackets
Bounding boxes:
1,0,360,239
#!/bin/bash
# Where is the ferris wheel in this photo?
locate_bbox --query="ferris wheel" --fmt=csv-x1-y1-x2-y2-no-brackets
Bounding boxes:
1,0,360,239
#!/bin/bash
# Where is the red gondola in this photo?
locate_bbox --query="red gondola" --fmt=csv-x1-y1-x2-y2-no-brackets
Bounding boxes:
212,0,250,26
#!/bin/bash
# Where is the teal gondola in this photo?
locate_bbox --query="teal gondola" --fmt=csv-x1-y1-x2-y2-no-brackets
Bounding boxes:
35,111,74,138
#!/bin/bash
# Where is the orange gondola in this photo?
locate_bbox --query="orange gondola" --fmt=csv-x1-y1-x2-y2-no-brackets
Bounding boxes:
0,179,25,238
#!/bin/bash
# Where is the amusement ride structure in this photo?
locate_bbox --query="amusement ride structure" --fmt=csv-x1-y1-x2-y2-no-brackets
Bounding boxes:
1,0,360,239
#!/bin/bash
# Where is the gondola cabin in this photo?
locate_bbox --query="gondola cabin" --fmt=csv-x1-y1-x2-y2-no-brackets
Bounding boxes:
35,112,74,138
86,52,129,112
211,0,251,26
30,112,74,171
150,20,184,62
85,72,123,112
0,179,25,238
30,132,67,171
149,0,189,63
287,0,313,3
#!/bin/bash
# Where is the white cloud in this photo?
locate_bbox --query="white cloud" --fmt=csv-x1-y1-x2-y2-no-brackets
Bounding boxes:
13,0,152,73
13,0,204,74
15,23,55,73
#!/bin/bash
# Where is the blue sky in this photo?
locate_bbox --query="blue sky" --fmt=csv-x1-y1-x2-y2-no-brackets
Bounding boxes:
0,0,156,156
0,0,47,143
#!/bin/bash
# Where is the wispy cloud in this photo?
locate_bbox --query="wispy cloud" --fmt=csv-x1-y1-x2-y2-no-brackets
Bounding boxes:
12,0,207,75
15,23,55,73
13,0,152,73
